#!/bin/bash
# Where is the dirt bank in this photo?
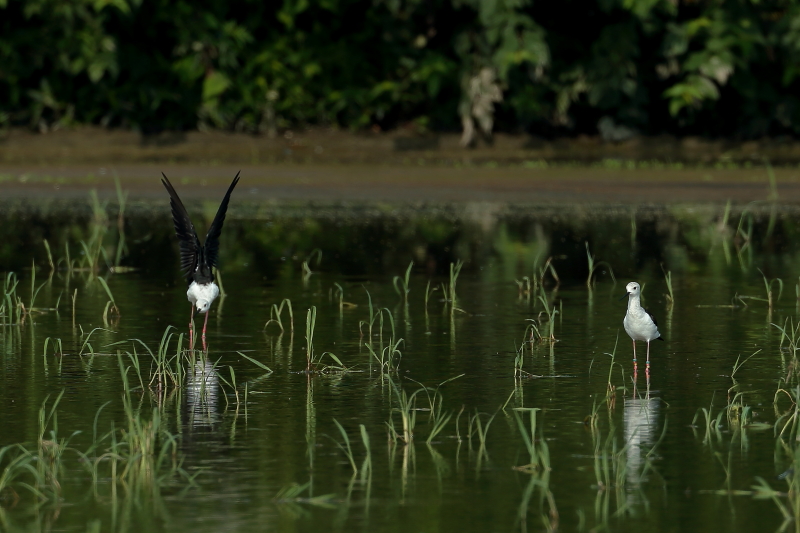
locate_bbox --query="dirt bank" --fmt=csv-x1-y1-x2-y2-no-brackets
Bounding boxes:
3,127,800,167
1,127,800,204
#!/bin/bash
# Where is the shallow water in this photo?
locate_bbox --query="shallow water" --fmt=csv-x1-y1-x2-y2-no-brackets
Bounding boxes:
1,198,800,532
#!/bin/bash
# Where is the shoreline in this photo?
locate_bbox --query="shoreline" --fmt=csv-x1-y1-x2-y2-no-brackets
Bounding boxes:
1,127,800,204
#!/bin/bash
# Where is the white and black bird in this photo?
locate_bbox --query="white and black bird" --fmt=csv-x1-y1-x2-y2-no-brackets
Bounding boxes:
621,281,663,373
161,171,240,345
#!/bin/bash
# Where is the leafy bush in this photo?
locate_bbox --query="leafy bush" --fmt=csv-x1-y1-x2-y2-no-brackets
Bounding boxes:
2,0,800,138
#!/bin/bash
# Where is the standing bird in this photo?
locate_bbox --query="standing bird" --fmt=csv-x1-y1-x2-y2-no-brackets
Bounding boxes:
161,172,240,347
621,281,663,374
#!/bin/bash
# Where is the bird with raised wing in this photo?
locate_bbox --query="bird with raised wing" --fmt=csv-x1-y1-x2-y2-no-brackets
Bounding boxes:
161,172,240,348
621,281,663,374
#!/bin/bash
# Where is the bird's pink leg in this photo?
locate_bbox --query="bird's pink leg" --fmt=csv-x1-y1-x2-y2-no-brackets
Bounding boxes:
189,305,195,350
202,311,210,351
646,341,651,377
632,340,637,374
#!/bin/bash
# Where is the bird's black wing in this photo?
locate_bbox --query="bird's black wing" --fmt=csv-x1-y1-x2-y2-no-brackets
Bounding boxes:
644,307,665,340
161,173,202,279
204,171,240,269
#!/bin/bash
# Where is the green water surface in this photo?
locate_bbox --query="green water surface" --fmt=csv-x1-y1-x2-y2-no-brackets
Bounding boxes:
0,199,798,533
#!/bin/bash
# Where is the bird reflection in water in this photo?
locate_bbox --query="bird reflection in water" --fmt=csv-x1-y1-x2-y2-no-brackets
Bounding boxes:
185,359,221,428
624,374,659,491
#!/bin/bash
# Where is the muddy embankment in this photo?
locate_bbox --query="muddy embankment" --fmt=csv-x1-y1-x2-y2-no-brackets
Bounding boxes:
1,127,800,205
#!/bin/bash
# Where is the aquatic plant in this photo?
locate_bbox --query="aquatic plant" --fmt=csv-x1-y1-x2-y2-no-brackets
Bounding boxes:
662,267,674,306
387,378,421,444
303,306,346,372
361,298,403,374
512,408,549,473
1,272,22,326
536,287,559,342
468,409,497,458
97,276,119,323
330,282,357,314
330,419,358,474
413,375,463,444
263,298,294,333
759,268,783,310
692,395,725,447
585,242,616,288
440,259,464,311
423,280,438,314
273,481,336,508
301,249,322,282
393,261,413,301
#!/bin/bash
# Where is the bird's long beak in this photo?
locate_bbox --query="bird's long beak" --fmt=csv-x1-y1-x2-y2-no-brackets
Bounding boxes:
618,292,630,301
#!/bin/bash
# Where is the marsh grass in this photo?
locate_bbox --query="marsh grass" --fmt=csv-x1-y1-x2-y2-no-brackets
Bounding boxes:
114,174,128,268
513,340,528,377
536,287,559,342
387,378,422,444
97,276,120,323
692,394,725,446
42,337,63,357
662,266,674,306
107,326,192,390
774,319,800,384
410,375,463,444
330,419,358,474
1,272,23,326
443,260,464,311
736,269,782,310
361,296,403,373
78,326,114,356
424,280,438,314
517,255,560,298
774,386,800,443
26,260,48,315
760,268,783,310
585,242,616,288
238,351,274,375
330,282,357,313
41,187,131,277
36,390,78,492
303,306,347,372
264,298,294,333
725,352,763,442
393,261,413,300
43,239,55,275
512,408,550,473
274,481,336,512
468,409,498,463
301,249,322,281
515,276,532,297
0,444,44,502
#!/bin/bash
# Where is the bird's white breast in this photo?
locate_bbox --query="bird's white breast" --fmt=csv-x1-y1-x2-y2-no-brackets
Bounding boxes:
623,306,659,342
187,281,220,310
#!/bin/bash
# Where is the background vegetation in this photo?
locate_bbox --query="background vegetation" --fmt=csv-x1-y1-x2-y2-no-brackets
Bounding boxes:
3,0,800,139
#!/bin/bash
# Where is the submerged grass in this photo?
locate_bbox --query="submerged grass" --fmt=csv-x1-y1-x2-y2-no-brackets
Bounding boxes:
585,242,616,288
264,298,294,333
361,294,403,374
393,261,413,301
303,306,346,373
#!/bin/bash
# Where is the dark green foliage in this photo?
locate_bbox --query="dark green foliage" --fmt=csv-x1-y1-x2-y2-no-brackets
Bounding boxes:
3,0,800,138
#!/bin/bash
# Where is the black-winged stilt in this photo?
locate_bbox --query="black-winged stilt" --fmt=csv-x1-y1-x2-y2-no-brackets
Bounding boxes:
621,281,663,374
161,171,240,348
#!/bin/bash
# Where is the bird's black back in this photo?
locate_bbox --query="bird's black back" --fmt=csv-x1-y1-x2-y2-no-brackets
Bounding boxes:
644,307,664,340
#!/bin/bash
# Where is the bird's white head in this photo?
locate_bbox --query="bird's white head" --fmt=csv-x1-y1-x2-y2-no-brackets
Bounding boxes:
195,300,211,313
625,282,641,297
